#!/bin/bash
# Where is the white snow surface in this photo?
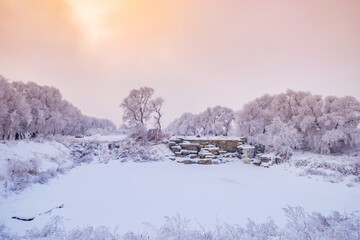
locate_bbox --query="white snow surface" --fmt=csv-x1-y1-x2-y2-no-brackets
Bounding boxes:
174,136,243,141
0,140,72,176
56,133,127,144
1,156,359,235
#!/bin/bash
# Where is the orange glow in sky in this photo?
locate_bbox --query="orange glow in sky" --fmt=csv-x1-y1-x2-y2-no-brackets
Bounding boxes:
0,0,359,126
65,0,118,44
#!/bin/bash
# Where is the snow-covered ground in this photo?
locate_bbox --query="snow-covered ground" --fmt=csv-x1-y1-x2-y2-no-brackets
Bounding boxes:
0,140,71,175
59,134,127,143
1,155,360,236
0,135,130,195
0,137,359,238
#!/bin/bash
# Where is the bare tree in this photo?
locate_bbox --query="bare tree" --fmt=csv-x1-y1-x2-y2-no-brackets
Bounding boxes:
151,97,164,131
120,87,155,127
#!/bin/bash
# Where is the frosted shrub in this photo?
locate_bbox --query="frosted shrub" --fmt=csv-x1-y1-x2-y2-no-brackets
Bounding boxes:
122,232,150,240
156,215,202,240
3,158,66,194
128,123,148,141
25,216,66,239
70,141,102,164
283,206,360,240
24,216,121,240
67,226,118,240
2,207,359,239
117,138,165,162
243,219,279,239
289,158,360,183
146,129,165,143
7,158,40,192
0,224,17,240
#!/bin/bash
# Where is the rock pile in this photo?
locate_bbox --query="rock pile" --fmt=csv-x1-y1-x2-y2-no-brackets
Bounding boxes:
169,137,255,164
168,136,274,167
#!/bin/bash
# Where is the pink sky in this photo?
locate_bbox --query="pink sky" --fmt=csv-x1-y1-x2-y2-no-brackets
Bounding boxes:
0,0,359,126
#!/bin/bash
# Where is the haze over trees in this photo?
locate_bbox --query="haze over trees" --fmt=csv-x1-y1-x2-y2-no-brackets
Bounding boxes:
0,75,116,140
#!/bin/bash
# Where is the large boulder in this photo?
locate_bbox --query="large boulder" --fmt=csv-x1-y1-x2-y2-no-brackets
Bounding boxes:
180,150,190,155
198,149,214,158
168,141,177,148
180,142,200,152
252,158,262,166
238,145,255,158
171,145,181,153
259,155,271,163
189,154,198,159
170,137,184,144
177,160,195,164
197,159,212,164
203,145,219,155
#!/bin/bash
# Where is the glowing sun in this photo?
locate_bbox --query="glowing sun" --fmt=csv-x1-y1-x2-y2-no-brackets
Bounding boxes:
66,0,119,43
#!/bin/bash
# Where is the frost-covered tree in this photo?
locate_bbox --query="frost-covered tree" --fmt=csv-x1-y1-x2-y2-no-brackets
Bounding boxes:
235,94,274,143
166,106,235,136
120,87,155,127
235,90,360,154
212,106,234,136
264,117,303,156
311,95,360,153
196,107,213,135
271,89,310,129
151,97,164,131
0,75,116,139
120,87,166,136
0,76,31,139
165,112,196,136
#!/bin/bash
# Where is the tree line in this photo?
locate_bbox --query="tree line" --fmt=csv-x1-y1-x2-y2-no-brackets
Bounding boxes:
164,89,360,154
2,75,359,155
165,106,234,136
0,75,116,140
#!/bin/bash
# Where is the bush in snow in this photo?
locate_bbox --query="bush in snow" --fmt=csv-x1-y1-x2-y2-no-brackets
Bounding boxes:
146,129,170,144
283,206,360,240
24,216,67,240
155,214,202,240
116,137,166,162
70,141,103,164
6,158,40,192
289,156,360,183
2,158,67,194
0,224,17,240
2,206,359,239
127,123,149,142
